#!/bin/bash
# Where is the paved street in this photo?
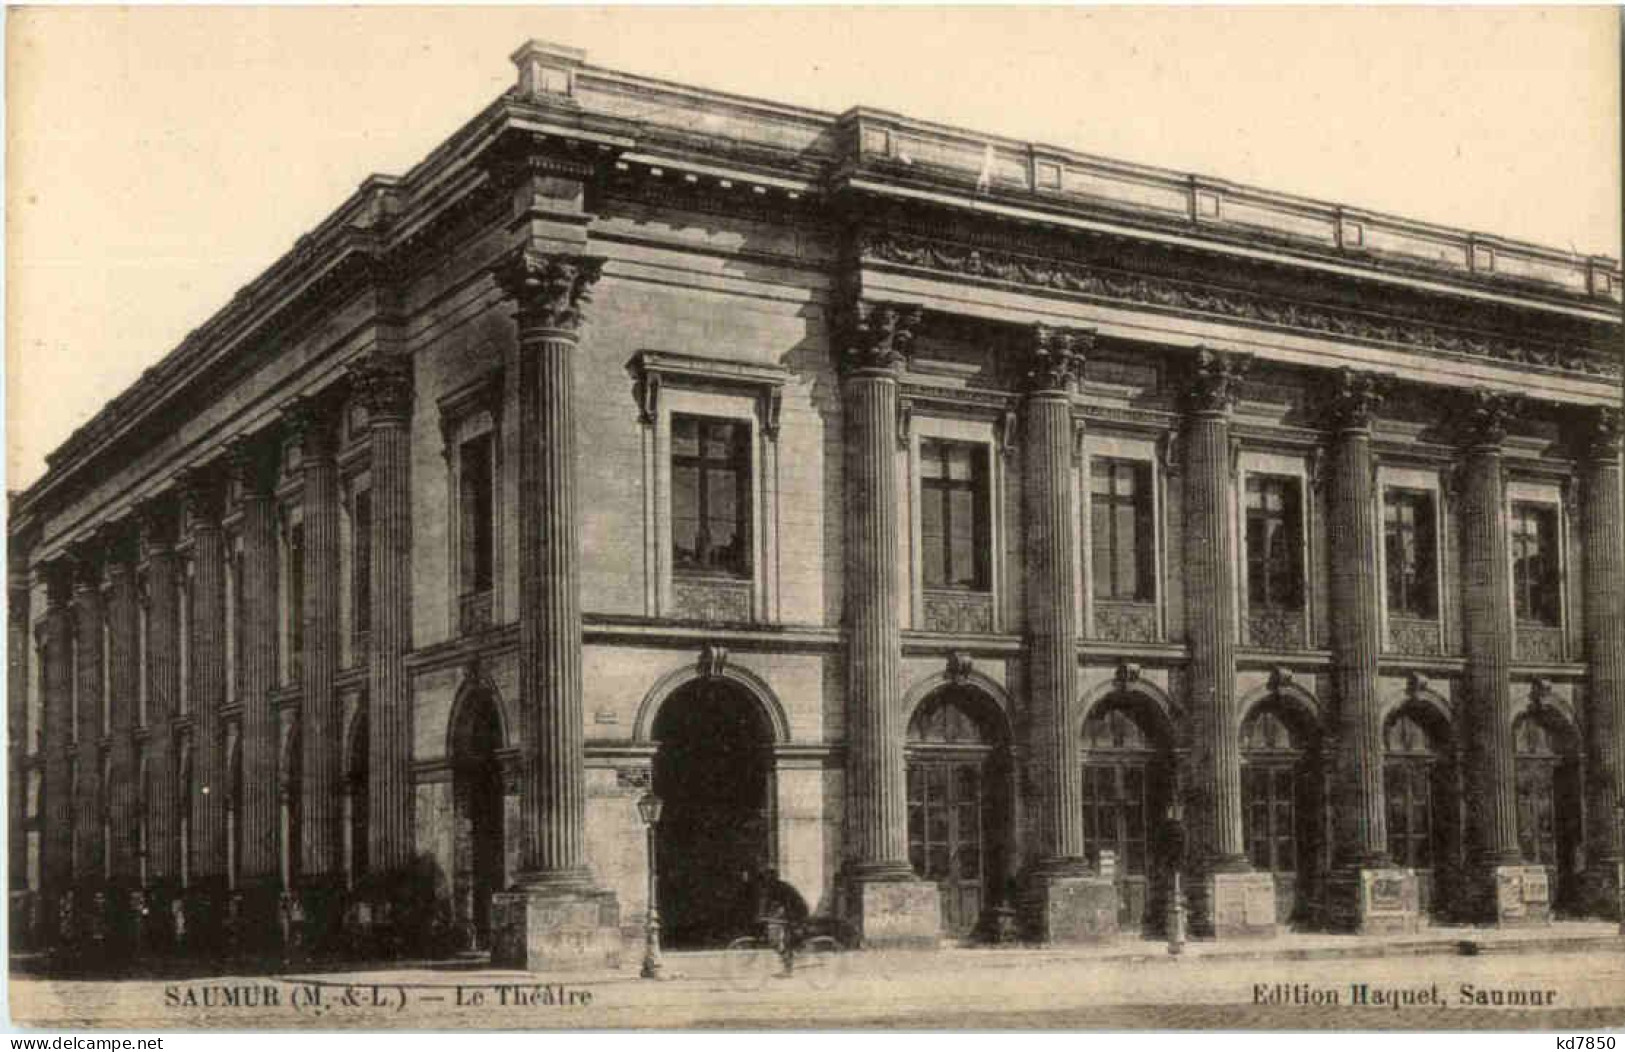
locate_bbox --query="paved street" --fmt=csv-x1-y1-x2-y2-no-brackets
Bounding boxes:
9,933,1625,1030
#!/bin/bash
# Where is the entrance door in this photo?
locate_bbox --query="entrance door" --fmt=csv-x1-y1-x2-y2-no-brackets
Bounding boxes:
906,687,1008,938
451,692,504,951
1081,701,1171,933
1514,714,1581,913
652,680,772,948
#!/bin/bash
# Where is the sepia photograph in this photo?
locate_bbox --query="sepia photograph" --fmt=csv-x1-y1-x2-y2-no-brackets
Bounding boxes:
3,4,1622,1035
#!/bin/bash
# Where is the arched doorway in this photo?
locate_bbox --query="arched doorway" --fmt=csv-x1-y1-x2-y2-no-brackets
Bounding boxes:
346,713,369,886
1513,710,1582,913
905,685,1011,938
652,678,773,948
1382,706,1454,917
1081,694,1173,932
450,691,504,951
1240,698,1323,927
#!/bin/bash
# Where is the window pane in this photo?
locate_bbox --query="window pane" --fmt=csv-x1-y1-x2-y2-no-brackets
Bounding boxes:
671,417,699,458
947,444,974,482
1114,503,1138,597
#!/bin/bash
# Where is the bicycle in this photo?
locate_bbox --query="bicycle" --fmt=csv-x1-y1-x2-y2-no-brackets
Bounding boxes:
723,917,848,990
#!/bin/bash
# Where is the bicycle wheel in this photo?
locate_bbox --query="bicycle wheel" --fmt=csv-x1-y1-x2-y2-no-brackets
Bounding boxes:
800,935,843,990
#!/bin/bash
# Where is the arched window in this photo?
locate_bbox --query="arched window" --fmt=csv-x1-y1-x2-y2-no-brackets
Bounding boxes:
1240,708,1302,877
1081,705,1157,877
1513,713,1577,871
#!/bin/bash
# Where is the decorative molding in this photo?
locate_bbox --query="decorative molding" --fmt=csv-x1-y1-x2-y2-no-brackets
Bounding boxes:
1514,624,1565,665
436,370,504,456
697,642,730,681
1582,405,1622,462
1112,659,1142,690
492,247,604,333
626,350,789,437
860,229,1620,380
671,578,753,623
1247,608,1307,651
1389,617,1443,657
946,650,975,684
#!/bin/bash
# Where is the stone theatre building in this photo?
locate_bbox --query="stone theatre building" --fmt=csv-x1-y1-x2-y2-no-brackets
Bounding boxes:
8,41,1624,969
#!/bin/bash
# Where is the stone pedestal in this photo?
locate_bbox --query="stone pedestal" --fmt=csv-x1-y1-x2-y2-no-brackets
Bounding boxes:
1324,867,1420,935
1193,869,1277,939
1022,871,1119,944
490,886,623,972
845,878,941,949
1481,864,1553,927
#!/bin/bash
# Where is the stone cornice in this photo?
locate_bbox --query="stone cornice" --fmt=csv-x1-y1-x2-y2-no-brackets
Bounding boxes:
862,229,1620,383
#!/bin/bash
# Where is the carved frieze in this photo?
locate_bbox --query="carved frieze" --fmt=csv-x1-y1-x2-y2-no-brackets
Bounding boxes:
1246,608,1307,651
1388,617,1443,657
861,230,1620,379
671,579,753,624
921,590,994,635
1093,601,1160,644
1514,625,1565,665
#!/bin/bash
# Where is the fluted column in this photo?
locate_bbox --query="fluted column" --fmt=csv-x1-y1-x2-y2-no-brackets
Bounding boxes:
495,247,601,887
836,301,919,880
1024,325,1090,873
286,398,345,884
179,468,228,898
226,436,281,908
1326,370,1389,868
350,347,415,871
37,560,74,938
1181,348,1251,874
102,526,140,888
1580,407,1624,915
136,500,182,896
1458,392,1523,911
70,543,105,891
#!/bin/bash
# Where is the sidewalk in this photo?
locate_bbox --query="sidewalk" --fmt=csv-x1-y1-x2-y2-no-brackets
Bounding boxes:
273,919,1624,989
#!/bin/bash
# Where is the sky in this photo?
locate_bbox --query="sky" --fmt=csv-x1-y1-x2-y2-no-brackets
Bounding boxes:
6,6,1620,490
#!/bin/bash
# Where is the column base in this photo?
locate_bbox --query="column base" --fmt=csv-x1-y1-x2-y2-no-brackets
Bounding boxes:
1466,863,1553,927
843,873,941,948
1323,866,1421,935
1020,867,1119,944
490,884,622,973
1189,869,1276,939
299,879,347,955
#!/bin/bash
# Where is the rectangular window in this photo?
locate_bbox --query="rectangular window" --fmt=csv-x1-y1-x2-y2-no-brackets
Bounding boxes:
1384,488,1438,619
1245,475,1304,612
1511,502,1561,625
919,438,990,591
352,488,372,641
671,414,752,578
1090,458,1155,602
459,434,496,595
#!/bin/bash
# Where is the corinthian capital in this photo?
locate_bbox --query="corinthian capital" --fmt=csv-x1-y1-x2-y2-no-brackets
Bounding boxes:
493,246,603,333
835,300,922,375
1325,368,1385,433
1582,405,1622,462
348,348,415,421
223,434,281,501
1182,347,1252,415
1027,325,1093,394
1454,390,1524,450
176,464,227,530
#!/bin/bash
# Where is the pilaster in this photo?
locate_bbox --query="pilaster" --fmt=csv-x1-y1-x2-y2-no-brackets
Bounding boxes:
69,540,106,897
179,465,229,942
37,559,75,944
135,497,182,929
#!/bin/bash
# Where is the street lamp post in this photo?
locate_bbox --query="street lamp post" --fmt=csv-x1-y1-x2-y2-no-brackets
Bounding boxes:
637,791,665,980
1165,797,1188,957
